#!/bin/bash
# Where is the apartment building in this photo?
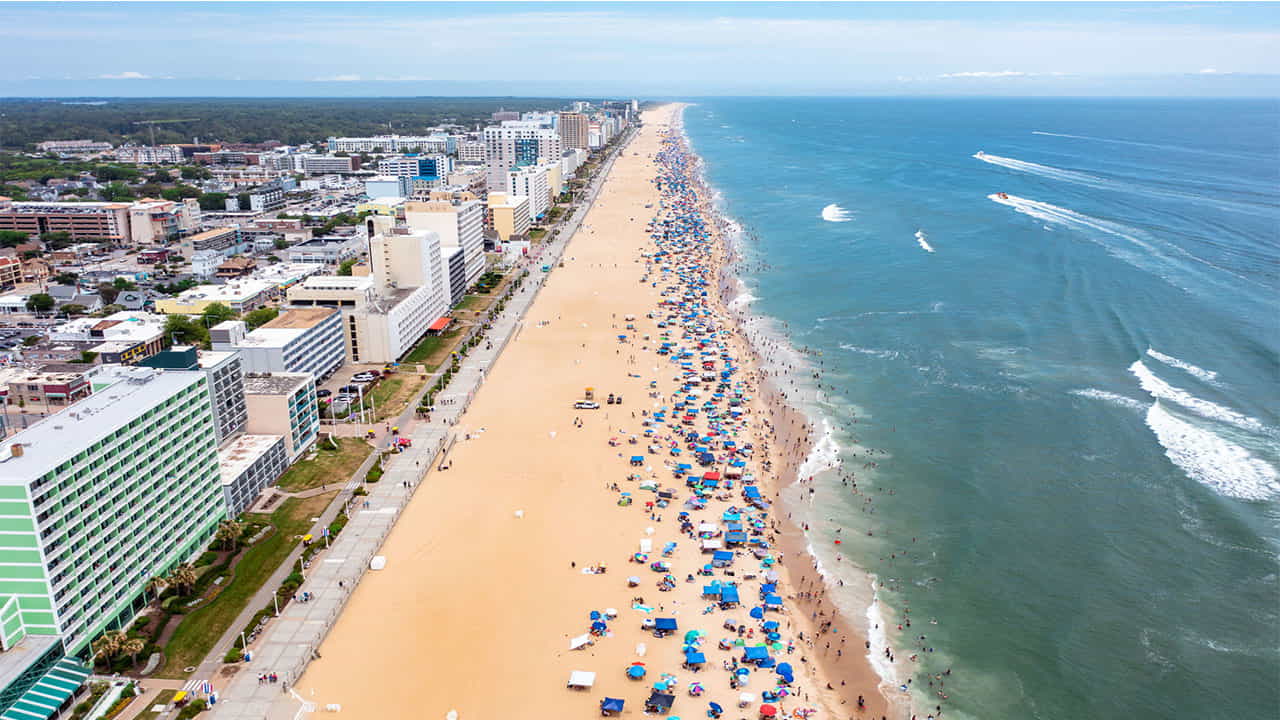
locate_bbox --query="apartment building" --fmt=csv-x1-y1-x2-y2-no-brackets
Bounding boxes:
139,347,248,444
297,155,362,176
377,154,451,180
36,140,113,154
403,197,485,290
0,199,131,243
0,258,20,292
211,307,345,380
217,434,287,517
48,311,168,365
486,193,531,243
482,123,562,190
558,112,590,150
507,164,551,224
325,135,453,154
113,145,183,164
0,366,224,660
243,373,318,462
456,140,486,164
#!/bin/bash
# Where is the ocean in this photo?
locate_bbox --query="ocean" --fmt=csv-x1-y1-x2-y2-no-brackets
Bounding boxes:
683,98,1279,720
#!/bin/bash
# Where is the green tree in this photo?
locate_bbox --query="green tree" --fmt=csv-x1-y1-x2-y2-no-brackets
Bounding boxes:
0,230,30,247
337,258,357,276
25,293,54,313
53,272,78,285
201,302,236,327
96,282,119,305
113,277,137,291
93,165,139,182
164,314,210,348
61,303,88,316
161,185,201,201
151,168,172,183
180,165,212,180
197,192,228,211
102,182,134,201
40,231,72,249
273,237,289,250
242,306,279,330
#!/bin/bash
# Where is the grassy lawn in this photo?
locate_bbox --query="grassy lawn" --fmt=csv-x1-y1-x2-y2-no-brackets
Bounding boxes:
362,375,427,421
155,492,337,678
455,294,487,312
275,437,373,493
402,327,463,369
136,689,177,720
528,228,547,240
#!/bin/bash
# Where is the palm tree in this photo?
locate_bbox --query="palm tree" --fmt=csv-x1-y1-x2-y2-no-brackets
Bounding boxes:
91,630,124,669
145,575,167,600
214,519,243,552
122,637,146,666
166,563,198,596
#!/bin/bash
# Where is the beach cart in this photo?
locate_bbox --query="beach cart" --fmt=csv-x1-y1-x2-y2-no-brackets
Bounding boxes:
600,697,625,716
567,670,596,689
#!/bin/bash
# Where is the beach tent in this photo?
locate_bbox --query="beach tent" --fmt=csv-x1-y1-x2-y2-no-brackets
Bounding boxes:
655,618,678,631
570,634,593,650
640,539,653,553
743,646,770,662
712,550,734,567
601,697,625,714
720,585,740,604
567,670,596,689
701,539,723,552
645,692,676,713
763,593,783,608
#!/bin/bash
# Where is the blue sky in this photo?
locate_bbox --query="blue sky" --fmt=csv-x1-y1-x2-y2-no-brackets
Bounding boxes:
2,2,1277,97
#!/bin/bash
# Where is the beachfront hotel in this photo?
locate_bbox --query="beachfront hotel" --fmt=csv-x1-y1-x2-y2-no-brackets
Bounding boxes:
0,366,224,716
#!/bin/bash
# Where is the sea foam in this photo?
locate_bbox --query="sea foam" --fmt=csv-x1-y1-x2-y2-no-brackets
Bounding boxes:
1129,361,1268,435
1069,388,1147,412
1145,403,1279,501
821,204,853,222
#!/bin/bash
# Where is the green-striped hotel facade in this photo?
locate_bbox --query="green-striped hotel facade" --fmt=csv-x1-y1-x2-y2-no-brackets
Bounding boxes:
0,366,225,716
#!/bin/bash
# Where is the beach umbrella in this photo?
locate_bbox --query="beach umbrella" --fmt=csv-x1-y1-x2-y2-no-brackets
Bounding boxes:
749,607,764,620
709,701,724,714
759,704,778,717
775,663,793,677
654,681,668,691
590,610,601,620
628,664,647,679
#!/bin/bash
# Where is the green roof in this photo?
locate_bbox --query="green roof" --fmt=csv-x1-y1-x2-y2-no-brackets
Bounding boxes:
1,658,88,720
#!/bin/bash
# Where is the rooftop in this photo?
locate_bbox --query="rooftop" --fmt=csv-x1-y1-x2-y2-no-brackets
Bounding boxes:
0,366,205,479
0,635,59,695
218,434,284,484
243,372,311,396
171,280,274,303
260,307,337,331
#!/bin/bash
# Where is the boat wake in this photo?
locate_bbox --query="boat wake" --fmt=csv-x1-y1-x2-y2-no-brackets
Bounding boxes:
914,230,935,253
821,203,853,222
973,151,1105,188
1069,388,1147,413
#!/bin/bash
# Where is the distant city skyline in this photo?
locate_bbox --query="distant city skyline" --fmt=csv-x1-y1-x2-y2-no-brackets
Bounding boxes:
1,1,1278,97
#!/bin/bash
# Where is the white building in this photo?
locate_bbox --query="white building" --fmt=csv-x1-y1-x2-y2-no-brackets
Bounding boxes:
482,123,562,190
326,135,452,154
363,175,412,199
210,307,345,380
456,140,486,164
507,164,550,224
403,199,485,291
191,250,222,278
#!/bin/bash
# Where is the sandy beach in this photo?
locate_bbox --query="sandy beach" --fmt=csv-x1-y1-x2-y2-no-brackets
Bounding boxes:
295,104,894,720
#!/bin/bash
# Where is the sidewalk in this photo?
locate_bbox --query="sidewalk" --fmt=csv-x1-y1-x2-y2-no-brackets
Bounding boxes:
208,131,634,720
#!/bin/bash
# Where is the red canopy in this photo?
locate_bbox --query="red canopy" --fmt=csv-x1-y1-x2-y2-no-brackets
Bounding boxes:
428,317,451,332
702,471,721,481
759,705,777,717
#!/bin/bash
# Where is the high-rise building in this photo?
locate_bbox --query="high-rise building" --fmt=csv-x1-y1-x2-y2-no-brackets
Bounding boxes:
486,193,531,243
558,112,590,150
403,198,485,291
482,124,561,190
139,347,248,444
377,155,451,180
507,165,551,225
0,366,224,658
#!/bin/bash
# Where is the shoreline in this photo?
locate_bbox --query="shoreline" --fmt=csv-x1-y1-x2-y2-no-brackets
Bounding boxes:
284,103,897,720
686,115,900,719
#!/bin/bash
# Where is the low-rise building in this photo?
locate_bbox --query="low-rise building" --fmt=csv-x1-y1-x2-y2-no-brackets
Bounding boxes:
48,311,168,364
0,198,131,243
153,279,274,314
285,236,363,266
486,192,531,244
216,257,257,279
218,434,287,516
0,367,92,415
0,258,20,291
177,226,246,260
243,372,318,462
211,307,344,380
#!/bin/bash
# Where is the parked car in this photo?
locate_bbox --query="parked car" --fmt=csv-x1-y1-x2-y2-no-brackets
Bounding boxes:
352,371,380,383
574,401,601,410
316,389,332,398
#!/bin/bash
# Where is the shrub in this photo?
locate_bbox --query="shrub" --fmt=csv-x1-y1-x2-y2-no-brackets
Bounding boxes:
223,647,243,663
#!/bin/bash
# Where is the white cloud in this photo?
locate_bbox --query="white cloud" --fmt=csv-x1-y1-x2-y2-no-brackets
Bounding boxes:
372,75,432,82
97,71,151,80
1198,68,1231,74
310,74,361,82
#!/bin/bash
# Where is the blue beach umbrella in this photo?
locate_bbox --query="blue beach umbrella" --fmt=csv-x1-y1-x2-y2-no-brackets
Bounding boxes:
749,607,764,620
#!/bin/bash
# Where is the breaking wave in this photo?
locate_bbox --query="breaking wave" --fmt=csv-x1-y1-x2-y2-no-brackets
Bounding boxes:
1146,403,1279,501
1129,361,1268,435
915,230,935,253
821,204,853,222
1146,348,1220,385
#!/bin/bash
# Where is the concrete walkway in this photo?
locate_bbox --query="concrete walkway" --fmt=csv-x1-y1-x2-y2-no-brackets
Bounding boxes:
208,131,635,720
